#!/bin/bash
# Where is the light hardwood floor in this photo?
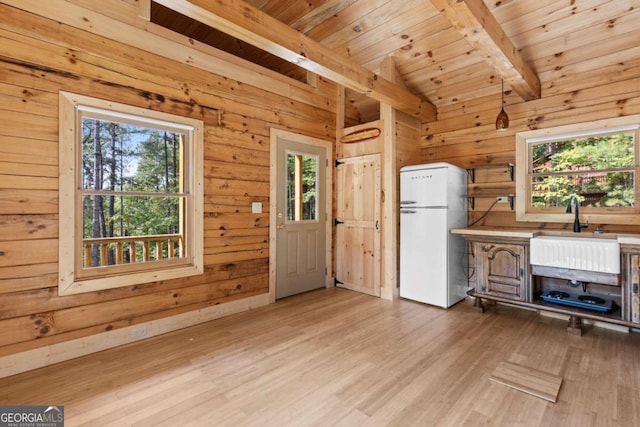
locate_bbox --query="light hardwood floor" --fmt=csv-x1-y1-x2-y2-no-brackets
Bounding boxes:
1,288,639,426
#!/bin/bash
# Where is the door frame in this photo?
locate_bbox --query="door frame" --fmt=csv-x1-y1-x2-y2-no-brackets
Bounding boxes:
269,128,333,303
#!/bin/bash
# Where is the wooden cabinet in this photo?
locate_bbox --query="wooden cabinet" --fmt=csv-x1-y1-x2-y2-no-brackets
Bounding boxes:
454,229,640,333
623,252,640,324
474,240,529,302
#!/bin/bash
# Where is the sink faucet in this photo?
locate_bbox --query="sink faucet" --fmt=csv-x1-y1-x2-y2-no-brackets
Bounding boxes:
565,195,588,232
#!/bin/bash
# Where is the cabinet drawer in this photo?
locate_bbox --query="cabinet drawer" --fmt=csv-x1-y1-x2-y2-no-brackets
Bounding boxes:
485,276,525,300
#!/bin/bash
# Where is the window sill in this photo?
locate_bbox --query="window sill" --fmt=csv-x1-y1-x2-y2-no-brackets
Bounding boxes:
58,264,203,296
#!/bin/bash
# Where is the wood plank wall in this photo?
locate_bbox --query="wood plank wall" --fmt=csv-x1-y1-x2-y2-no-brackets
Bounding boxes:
0,3,336,358
422,60,640,234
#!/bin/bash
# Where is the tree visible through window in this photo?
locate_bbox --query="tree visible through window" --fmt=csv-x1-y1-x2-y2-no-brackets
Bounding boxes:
82,120,183,268
286,152,318,221
58,92,203,295
515,116,640,225
530,131,635,208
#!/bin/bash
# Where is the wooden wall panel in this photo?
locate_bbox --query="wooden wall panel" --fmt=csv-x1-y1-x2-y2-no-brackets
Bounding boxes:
336,120,384,159
395,113,422,169
422,63,640,233
0,190,58,215
0,4,335,357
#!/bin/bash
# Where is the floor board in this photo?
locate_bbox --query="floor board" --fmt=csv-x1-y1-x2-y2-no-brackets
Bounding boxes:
489,361,562,402
1,287,639,426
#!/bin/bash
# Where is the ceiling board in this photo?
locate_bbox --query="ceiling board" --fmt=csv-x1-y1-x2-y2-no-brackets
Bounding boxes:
429,0,540,101
333,5,442,69
291,0,358,34
149,0,640,118
320,0,427,50
154,0,436,120
304,0,394,41
525,11,640,70
508,1,634,54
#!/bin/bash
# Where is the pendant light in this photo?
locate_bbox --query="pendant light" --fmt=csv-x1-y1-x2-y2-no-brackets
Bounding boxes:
495,80,509,131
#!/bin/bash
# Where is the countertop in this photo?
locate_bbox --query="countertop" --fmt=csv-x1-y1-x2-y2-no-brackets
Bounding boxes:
451,227,640,243
617,235,640,245
450,228,540,238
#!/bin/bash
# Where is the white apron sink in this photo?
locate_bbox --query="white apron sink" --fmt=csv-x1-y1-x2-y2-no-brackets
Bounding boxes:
530,235,620,274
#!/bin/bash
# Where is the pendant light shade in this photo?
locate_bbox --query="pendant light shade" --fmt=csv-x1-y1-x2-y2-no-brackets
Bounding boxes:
496,80,509,131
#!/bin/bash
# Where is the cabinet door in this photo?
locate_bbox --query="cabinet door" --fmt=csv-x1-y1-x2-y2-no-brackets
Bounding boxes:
629,255,640,324
475,242,526,301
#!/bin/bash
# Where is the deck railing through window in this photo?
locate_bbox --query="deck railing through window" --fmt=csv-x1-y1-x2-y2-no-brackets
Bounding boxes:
82,234,183,268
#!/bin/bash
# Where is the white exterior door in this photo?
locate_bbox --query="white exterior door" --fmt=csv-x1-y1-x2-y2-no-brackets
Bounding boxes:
272,131,330,300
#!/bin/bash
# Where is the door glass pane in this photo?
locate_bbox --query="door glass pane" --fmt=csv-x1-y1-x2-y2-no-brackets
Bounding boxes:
286,152,318,221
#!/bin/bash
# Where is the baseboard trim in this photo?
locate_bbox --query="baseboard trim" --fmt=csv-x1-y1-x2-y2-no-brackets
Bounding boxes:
0,293,271,379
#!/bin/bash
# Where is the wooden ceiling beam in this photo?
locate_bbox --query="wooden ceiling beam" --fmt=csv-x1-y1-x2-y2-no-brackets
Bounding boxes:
430,0,541,101
155,0,437,121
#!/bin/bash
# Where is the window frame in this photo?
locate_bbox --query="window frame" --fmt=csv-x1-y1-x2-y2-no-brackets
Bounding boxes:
58,91,204,295
516,114,640,225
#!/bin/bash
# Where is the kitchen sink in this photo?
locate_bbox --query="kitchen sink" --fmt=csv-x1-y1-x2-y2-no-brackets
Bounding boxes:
530,235,620,274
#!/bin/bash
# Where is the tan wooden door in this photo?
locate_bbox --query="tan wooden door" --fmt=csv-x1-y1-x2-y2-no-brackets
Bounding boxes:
335,154,381,296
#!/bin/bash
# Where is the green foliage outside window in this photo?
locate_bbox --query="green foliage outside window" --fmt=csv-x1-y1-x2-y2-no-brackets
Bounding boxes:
530,132,635,208
81,119,183,266
286,153,318,221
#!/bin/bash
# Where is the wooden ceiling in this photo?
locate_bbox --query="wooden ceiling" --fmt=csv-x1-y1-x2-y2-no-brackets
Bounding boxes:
151,0,640,121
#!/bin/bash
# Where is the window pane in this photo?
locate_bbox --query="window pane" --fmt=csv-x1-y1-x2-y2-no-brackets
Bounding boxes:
531,172,635,208
531,132,634,173
82,195,182,268
81,236,183,268
530,130,636,209
286,153,318,221
81,118,183,193
82,195,181,239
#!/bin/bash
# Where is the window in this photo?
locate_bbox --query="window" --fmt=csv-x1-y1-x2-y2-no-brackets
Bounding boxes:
286,152,318,222
516,114,640,224
59,92,203,295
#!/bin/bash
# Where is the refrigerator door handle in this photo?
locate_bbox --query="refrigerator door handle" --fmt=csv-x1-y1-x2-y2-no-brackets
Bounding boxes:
400,210,417,214
400,200,417,205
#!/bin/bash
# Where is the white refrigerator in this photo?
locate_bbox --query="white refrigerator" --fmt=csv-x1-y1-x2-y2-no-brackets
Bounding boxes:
399,162,468,308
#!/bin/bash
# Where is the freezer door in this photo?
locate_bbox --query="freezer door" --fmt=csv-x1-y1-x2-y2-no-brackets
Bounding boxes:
399,208,448,307
400,166,448,207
